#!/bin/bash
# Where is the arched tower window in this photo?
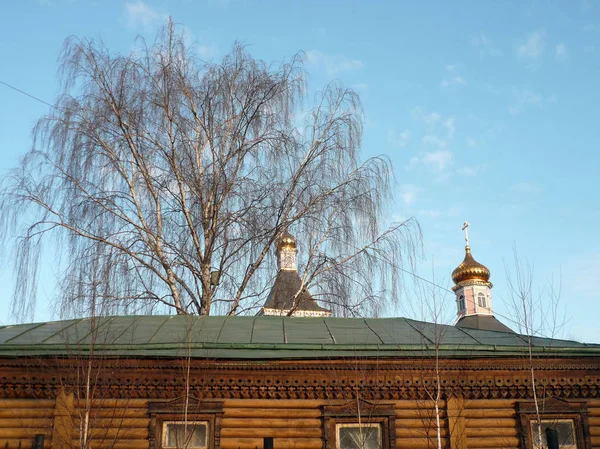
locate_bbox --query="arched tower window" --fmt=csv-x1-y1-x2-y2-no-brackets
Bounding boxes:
477,292,486,308
457,295,465,312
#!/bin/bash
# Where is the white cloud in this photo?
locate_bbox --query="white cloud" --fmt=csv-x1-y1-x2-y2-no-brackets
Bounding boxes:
516,31,546,62
512,182,543,193
582,23,600,33
555,43,568,61
411,107,443,127
440,64,466,88
465,137,477,148
457,165,485,176
388,129,411,147
441,76,466,88
423,150,453,171
423,135,447,149
399,184,420,206
305,50,364,76
509,90,556,114
443,117,455,137
124,1,163,32
471,33,502,57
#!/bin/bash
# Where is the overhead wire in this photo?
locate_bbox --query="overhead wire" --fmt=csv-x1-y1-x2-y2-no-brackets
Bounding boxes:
0,79,569,342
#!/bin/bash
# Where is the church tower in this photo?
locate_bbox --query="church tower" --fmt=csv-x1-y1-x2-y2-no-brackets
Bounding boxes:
259,231,331,317
452,222,512,332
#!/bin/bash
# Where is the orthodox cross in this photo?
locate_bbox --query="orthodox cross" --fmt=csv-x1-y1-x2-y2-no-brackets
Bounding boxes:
462,221,470,247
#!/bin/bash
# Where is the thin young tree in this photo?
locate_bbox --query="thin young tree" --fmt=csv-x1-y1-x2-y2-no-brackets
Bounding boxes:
0,19,419,319
505,247,566,449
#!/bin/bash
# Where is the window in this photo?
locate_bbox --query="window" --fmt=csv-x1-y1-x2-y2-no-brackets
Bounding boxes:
457,295,465,312
531,419,577,449
163,421,208,449
149,398,223,449
337,423,381,449
322,400,395,449
477,293,486,308
517,398,591,449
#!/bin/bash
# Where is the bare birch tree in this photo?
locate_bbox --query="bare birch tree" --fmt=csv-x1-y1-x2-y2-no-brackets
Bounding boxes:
0,19,419,319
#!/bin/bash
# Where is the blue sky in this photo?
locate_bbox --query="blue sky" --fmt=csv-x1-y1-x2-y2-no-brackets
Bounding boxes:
0,0,599,341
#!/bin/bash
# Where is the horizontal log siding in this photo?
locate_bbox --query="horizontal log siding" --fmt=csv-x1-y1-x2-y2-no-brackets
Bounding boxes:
0,399,54,449
587,399,600,448
71,398,149,449
463,399,519,449
394,400,449,449
221,399,322,449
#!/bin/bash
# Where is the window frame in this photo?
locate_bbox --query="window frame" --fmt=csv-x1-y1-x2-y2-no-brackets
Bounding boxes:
477,292,486,308
517,398,591,449
149,398,223,449
162,420,209,449
457,295,465,312
322,400,395,449
530,418,577,449
336,422,382,449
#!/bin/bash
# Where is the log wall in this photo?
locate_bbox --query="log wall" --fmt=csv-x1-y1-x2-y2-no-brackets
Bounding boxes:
0,398,54,449
2,395,600,449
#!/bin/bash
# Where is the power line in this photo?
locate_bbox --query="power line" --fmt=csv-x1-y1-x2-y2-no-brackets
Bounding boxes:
0,80,57,110
0,79,568,341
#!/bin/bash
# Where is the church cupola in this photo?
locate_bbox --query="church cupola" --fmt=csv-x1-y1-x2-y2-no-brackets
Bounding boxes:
452,222,513,332
276,230,297,271
259,230,331,317
452,221,493,320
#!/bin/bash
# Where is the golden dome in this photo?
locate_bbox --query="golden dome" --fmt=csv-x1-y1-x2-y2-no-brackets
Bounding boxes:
276,230,296,250
452,246,491,286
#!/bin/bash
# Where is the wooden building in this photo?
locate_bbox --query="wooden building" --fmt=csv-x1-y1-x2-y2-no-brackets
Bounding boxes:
0,231,598,449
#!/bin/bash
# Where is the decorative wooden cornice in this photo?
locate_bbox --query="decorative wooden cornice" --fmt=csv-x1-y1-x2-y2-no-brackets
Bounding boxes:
0,356,599,401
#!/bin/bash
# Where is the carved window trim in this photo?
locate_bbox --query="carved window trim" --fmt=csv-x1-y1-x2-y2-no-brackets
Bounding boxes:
322,400,396,449
517,398,591,449
149,398,223,449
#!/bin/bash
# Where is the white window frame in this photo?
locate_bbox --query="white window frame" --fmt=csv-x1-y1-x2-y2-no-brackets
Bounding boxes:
477,292,486,308
458,295,465,312
531,419,577,449
335,423,382,449
162,420,209,449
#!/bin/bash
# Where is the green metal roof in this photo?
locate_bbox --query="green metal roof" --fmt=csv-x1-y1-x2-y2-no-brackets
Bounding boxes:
0,315,598,359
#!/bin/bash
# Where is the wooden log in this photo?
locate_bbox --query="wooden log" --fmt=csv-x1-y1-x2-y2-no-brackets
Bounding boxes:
82,427,149,440
221,418,321,428
74,408,148,419
224,408,321,419
392,437,449,449
464,399,516,409
72,439,149,449
588,416,600,426
0,428,50,439
395,419,448,429
221,427,322,438
396,427,449,438
72,418,149,428
462,409,516,419
0,409,54,419
588,425,600,437
0,439,50,449
221,437,323,449
0,418,53,428
74,398,148,408
395,410,447,419
0,399,55,409
462,437,520,448
463,418,517,428
465,427,518,438
223,399,322,409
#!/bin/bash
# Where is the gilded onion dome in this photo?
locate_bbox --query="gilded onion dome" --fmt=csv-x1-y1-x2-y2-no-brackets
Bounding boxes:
277,230,297,250
451,246,492,288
